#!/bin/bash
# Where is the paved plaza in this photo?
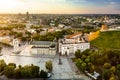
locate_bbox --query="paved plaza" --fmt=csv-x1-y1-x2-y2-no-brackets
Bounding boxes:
0,45,91,80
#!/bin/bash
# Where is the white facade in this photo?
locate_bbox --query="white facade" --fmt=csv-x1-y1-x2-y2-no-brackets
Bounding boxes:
59,42,90,55
59,33,90,55
58,24,65,28
31,48,56,55
30,41,57,55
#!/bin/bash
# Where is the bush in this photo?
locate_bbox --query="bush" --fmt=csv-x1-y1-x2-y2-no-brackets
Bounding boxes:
4,66,15,78
40,70,48,78
0,59,6,72
45,61,53,72
0,60,48,79
8,63,16,69
75,49,81,58
103,63,111,69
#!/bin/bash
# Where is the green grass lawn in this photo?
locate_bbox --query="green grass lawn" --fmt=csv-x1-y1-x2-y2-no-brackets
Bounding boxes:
90,31,120,49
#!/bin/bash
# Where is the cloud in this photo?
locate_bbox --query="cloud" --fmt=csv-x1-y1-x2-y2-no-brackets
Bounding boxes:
66,0,87,4
104,1,117,5
18,0,29,2
109,2,116,4
0,0,120,14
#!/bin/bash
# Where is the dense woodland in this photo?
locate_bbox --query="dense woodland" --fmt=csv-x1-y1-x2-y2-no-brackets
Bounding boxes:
74,49,120,80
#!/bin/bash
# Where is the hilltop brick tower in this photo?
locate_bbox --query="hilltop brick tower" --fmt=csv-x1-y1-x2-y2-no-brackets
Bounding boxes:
100,25,108,31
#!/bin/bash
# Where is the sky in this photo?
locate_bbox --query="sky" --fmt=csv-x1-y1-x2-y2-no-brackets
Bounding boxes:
0,0,120,14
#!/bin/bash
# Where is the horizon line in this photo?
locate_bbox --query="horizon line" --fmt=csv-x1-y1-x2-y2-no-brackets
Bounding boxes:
0,13,120,15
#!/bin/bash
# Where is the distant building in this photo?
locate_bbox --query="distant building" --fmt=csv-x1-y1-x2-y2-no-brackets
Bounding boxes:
100,24,120,31
116,26,120,30
50,23,55,26
29,19,41,25
26,23,33,28
47,27,62,33
48,28,55,33
59,32,90,56
58,24,65,28
30,41,57,55
26,12,30,20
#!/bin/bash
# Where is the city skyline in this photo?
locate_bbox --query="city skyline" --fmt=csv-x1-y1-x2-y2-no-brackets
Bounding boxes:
0,0,120,14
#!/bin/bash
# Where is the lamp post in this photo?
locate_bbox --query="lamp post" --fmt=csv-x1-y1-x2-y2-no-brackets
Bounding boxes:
58,52,62,65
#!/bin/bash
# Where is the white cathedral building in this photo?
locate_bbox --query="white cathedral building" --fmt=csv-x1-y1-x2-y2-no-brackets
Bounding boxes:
59,32,90,56
30,41,57,55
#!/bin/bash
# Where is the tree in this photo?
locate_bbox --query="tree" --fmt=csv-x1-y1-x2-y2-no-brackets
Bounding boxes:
110,66,116,74
103,69,111,80
81,55,86,61
0,59,6,72
45,60,53,72
82,49,90,56
117,64,120,70
103,64,113,80
61,29,73,35
75,49,81,58
40,70,48,78
109,77,116,80
30,64,39,78
80,62,87,71
53,31,63,40
103,63,111,69
116,65,120,79
109,74,116,80
14,68,22,78
20,64,40,78
16,32,23,38
4,66,15,78
21,65,32,78
75,59,83,69
117,71,120,79
8,63,16,69
85,58,90,63
0,61,42,79
89,64,95,73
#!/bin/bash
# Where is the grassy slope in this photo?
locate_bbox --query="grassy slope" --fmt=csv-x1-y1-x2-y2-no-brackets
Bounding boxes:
90,31,120,49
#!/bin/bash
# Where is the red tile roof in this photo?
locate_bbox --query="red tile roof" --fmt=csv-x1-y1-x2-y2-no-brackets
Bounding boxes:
65,32,82,39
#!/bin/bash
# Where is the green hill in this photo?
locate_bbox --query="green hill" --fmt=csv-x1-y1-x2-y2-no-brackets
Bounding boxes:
90,31,120,49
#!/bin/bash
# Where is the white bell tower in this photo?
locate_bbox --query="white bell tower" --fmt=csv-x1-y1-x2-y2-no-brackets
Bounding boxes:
13,39,20,52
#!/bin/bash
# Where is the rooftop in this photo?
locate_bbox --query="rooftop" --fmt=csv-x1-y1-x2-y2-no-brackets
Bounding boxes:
30,41,57,45
65,32,82,39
